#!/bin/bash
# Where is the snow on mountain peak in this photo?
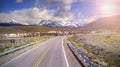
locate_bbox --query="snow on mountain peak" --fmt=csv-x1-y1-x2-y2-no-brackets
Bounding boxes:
39,20,81,28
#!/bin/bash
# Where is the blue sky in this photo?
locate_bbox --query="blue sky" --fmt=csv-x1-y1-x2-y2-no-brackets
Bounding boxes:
0,0,96,15
0,0,119,26
0,0,96,14
0,0,35,13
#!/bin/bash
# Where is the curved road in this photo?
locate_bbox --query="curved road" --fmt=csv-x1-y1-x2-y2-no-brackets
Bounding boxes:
1,36,69,67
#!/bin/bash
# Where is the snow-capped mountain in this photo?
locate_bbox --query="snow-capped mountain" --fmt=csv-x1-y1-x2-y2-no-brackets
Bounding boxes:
0,19,82,28
0,19,27,26
39,20,63,27
38,20,82,28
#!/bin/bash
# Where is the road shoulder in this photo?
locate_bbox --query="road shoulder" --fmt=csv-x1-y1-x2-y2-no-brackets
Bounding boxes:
63,38,82,67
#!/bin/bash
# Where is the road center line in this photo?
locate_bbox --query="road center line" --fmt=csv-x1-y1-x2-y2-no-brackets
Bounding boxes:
34,46,51,67
62,38,70,67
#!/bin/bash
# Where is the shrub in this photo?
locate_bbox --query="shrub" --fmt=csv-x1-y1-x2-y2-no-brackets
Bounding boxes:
0,46,4,52
5,45,11,49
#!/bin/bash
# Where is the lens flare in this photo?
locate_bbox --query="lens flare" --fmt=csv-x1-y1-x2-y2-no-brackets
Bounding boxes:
101,4,116,15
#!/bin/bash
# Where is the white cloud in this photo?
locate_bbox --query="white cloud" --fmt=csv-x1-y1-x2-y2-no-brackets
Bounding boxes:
0,8,82,25
0,8,52,24
1,0,103,26
16,0,24,3
79,0,120,4
1,0,119,27
36,0,78,17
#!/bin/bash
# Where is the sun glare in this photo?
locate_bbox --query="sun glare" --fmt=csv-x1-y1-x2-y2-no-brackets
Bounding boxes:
101,4,115,15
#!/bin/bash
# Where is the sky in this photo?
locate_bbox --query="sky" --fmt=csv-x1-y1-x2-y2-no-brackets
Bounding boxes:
0,0,120,26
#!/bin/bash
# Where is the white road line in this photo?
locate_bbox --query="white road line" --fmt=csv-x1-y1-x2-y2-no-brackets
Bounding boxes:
1,41,46,67
62,37,70,67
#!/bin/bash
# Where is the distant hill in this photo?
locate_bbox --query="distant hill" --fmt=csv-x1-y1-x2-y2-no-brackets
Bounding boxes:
80,15,120,33
0,26,76,34
0,23,25,26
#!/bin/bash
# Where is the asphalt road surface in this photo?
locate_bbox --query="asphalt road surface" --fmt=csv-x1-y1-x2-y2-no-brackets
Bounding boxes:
1,36,69,67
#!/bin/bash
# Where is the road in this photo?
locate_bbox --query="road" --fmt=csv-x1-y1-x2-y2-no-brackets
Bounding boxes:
1,36,69,67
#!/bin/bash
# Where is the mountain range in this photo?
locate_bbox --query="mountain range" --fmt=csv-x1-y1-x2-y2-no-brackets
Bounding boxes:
0,15,120,31
38,20,82,28
0,20,26,26
0,20,82,28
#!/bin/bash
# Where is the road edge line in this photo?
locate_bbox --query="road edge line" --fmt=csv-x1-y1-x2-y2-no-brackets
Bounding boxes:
0,40,47,67
62,37,70,67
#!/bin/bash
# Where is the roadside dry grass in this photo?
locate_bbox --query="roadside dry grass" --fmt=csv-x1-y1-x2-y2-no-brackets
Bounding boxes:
0,36,52,53
67,34,120,67
0,36,53,65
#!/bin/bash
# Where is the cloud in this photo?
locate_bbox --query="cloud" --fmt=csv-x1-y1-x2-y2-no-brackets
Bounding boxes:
79,0,120,4
0,0,104,26
0,8,78,25
35,0,78,17
0,8,51,24
16,0,24,3
0,7,98,26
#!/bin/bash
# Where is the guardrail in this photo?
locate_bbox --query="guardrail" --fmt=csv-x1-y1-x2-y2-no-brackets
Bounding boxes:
67,41,96,67
0,41,39,56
